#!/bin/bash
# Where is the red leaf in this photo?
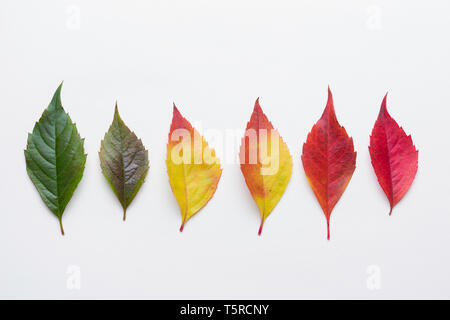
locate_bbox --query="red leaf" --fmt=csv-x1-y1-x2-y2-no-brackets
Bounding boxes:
301,88,356,240
369,94,418,215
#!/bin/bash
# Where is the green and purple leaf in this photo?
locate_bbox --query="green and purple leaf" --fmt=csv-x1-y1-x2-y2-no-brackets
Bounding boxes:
99,104,149,220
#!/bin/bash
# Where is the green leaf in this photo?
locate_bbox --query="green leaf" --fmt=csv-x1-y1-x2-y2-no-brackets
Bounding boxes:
99,103,149,221
25,83,87,235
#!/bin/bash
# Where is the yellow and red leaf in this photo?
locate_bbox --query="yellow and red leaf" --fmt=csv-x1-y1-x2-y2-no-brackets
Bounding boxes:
166,104,222,232
240,99,293,235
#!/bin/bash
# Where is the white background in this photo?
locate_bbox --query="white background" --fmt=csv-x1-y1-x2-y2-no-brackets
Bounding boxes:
0,0,449,299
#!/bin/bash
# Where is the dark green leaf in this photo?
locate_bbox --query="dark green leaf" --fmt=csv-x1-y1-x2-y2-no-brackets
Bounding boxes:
25,83,87,235
99,104,149,220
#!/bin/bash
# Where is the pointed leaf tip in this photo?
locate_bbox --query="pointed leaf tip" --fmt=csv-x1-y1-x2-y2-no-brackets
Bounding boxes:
55,82,64,97
327,86,333,104
253,98,263,113
321,86,337,122
49,83,64,110
327,86,333,106
171,104,184,125
173,103,181,117
380,93,389,115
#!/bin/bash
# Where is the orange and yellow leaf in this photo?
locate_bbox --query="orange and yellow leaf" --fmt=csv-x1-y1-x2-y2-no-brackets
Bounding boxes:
240,99,293,235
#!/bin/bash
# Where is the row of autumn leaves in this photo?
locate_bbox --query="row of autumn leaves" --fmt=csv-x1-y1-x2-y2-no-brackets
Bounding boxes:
24,84,418,239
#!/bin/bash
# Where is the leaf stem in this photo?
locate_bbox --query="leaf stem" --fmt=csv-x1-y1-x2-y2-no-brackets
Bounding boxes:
123,208,127,221
327,219,330,241
258,222,264,236
59,218,65,236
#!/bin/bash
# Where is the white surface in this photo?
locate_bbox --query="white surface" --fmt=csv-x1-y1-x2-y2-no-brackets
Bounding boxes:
0,0,449,299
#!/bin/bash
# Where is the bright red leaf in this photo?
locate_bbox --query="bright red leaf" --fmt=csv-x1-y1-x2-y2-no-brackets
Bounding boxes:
369,94,418,215
301,88,356,240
